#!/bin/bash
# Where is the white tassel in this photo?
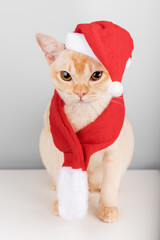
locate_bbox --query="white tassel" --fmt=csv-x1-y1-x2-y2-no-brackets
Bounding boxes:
57,167,88,220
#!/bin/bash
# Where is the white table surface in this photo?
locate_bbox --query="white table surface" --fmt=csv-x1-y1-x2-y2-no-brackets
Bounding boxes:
0,170,159,240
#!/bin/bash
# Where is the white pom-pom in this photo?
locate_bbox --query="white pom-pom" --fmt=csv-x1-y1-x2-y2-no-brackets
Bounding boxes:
108,81,123,97
126,58,132,69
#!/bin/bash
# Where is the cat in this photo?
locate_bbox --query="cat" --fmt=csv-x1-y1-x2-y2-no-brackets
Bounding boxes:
36,33,134,223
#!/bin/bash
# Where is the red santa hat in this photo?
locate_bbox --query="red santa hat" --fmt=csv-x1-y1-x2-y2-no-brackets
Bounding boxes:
65,21,134,97
52,21,134,220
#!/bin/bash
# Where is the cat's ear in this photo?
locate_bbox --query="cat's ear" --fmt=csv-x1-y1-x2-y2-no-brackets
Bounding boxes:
35,33,65,65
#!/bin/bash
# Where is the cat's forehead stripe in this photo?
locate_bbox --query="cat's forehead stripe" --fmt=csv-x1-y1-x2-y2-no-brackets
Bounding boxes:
70,52,103,76
71,53,88,75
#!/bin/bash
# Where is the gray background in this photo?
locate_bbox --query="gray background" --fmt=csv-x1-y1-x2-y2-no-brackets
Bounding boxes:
0,0,160,169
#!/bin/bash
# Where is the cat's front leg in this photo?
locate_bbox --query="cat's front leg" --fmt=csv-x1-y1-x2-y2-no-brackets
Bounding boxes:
98,152,123,223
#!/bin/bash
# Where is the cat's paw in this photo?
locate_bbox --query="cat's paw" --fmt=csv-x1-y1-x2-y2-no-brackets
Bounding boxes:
51,180,56,191
53,200,59,216
98,202,119,223
88,181,100,193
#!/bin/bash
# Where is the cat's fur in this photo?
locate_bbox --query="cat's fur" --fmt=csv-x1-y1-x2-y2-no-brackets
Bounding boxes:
36,33,134,223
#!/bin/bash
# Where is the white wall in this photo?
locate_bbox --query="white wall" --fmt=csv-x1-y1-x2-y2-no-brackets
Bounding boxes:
0,0,160,169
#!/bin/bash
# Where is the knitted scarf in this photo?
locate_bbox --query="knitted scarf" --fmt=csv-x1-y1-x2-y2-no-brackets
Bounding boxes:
49,90,125,171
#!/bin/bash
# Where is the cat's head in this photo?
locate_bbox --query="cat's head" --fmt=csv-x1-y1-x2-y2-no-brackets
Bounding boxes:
36,33,112,105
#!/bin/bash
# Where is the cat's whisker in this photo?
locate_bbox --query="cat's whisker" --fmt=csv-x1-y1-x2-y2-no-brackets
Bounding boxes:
110,99,123,106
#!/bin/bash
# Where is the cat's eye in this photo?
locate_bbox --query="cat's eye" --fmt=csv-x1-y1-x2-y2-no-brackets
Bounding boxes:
91,71,103,81
60,71,72,81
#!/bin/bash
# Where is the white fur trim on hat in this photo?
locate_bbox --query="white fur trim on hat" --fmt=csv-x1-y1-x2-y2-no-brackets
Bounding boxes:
65,32,100,61
108,81,123,97
57,167,88,220
126,58,132,69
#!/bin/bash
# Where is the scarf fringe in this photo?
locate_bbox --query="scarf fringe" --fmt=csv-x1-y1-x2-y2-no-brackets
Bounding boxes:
57,167,88,220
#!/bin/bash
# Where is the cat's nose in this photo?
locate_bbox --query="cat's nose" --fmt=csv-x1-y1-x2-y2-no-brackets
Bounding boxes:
75,91,87,99
73,84,89,98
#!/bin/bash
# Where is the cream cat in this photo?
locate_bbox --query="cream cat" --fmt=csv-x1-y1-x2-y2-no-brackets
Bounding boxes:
36,33,134,223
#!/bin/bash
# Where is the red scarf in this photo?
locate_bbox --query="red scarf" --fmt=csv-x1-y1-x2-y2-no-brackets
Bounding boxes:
49,90,125,170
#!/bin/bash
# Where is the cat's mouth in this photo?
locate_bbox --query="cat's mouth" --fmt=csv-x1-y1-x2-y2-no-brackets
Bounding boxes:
75,97,96,104
78,97,84,102
73,98,84,103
